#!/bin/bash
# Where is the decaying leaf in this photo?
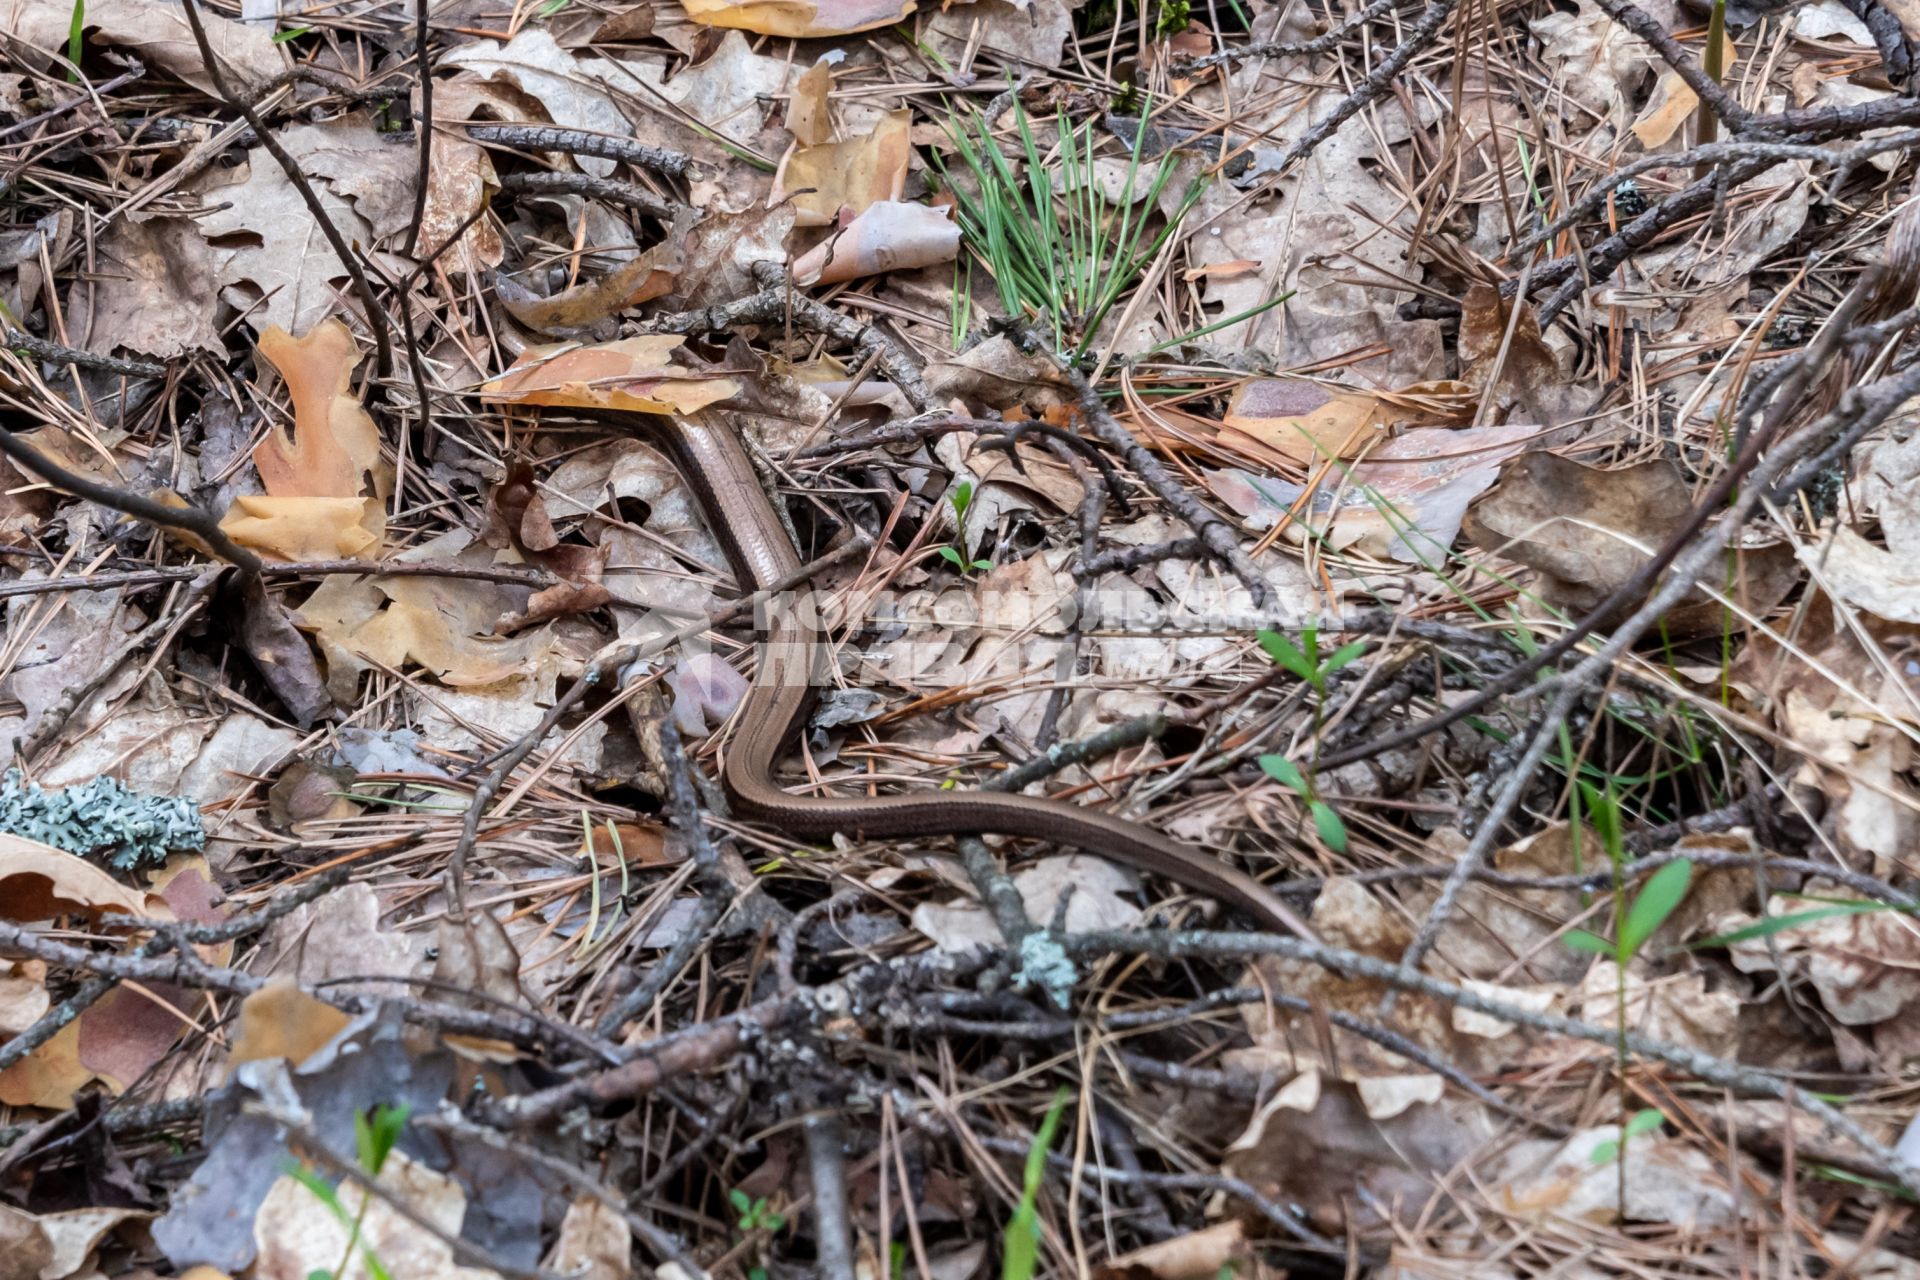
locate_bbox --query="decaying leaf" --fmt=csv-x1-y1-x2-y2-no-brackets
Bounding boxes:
776,110,911,227
238,576,335,727
1465,452,1799,637
679,0,913,38
1208,422,1537,563
482,336,740,415
791,201,960,286
543,1198,629,1280
251,1151,502,1280
912,854,1140,951
786,58,834,146
503,208,695,334
4,0,286,96
0,833,153,921
1221,378,1390,464
220,495,385,563
1457,284,1584,431
193,149,376,338
0,1203,145,1280
229,980,353,1071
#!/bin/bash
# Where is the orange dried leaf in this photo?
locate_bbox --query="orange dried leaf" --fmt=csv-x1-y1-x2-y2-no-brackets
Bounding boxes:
482,336,739,416
681,0,912,38
1222,378,1386,465
219,495,385,562
253,320,389,500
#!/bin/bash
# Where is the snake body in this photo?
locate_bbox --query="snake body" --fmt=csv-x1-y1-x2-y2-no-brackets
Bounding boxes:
628,411,1316,940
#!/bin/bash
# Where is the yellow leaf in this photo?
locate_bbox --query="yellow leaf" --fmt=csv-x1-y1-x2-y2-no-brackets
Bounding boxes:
230,979,351,1070
681,0,912,38
775,109,911,227
219,495,384,562
482,336,738,416
0,1020,87,1108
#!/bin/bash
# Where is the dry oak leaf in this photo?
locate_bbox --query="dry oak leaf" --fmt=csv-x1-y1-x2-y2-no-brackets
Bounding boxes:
229,979,353,1071
775,109,911,227
680,0,913,38
786,58,834,146
220,496,385,563
482,336,740,415
1465,451,1799,638
2,0,285,96
1221,378,1387,465
0,834,151,922
252,320,389,500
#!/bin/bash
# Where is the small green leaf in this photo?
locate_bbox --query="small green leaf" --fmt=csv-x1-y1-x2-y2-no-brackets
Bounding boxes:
1322,639,1368,678
272,23,312,40
1562,928,1613,954
1623,1107,1665,1139
66,0,84,77
1004,1088,1071,1280
950,480,974,521
971,558,993,571
1256,629,1315,683
1309,801,1347,854
1588,1138,1621,1165
1257,754,1307,794
1620,858,1693,957
938,546,966,568
729,1188,752,1216
309,1271,334,1280
1693,901,1897,949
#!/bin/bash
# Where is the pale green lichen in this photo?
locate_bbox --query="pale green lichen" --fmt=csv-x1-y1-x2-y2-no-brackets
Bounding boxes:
0,770,204,869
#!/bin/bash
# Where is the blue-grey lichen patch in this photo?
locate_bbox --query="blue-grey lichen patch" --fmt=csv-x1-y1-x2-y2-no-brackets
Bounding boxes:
0,770,205,869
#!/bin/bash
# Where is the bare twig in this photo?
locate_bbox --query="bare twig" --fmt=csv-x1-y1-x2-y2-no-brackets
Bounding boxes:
177,0,395,378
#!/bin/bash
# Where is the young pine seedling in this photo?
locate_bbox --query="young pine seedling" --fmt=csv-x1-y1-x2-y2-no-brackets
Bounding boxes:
939,480,993,575
1254,626,1367,854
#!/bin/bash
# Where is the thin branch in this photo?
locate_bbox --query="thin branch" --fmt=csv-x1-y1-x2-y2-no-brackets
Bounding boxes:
176,0,395,379
0,427,263,574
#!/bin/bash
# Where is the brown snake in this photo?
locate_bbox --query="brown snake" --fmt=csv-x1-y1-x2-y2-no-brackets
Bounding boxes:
621,410,1317,941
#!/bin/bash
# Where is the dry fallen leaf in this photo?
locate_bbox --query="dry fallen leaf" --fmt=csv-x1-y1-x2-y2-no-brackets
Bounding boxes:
482,336,740,415
503,209,695,334
251,1152,502,1280
220,496,386,563
543,1198,630,1280
251,320,390,501
1465,452,1800,637
786,58,834,146
5,0,286,96
679,0,913,38
0,834,153,921
791,201,961,286
1221,378,1388,464
776,110,911,226
228,979,352,1071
